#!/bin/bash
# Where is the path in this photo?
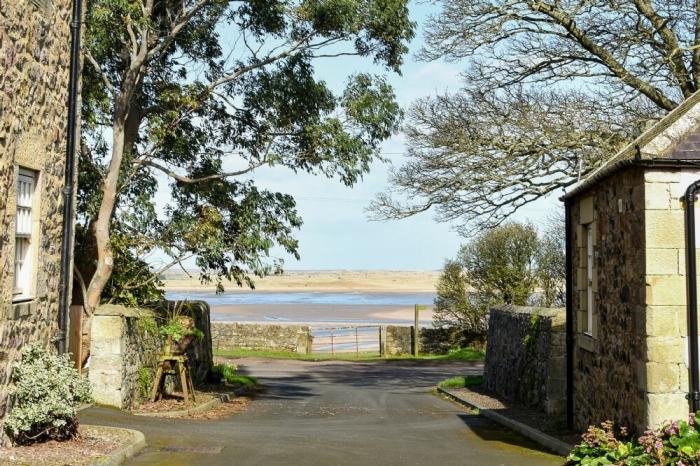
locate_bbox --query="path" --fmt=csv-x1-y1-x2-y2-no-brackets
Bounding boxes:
80,358,563,465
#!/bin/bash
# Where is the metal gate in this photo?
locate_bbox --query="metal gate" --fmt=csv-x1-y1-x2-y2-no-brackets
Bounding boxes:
311,325,381,355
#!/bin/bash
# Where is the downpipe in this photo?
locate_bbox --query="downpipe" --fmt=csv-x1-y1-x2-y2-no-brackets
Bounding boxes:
565,200,574,429
58,0,83,354
684,180,700,413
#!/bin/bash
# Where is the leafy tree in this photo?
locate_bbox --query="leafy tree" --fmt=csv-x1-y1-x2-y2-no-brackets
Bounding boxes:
75,0,413,319
536,215,566,308
372,0,695,232
433,259,491,336
460,223,540,306
434,221,565,333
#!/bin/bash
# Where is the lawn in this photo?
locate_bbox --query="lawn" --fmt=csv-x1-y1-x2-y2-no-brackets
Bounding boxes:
214,347,485,362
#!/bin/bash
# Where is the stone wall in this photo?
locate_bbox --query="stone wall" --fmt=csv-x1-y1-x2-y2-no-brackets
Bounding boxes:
89,303,213,409
640,169,700,428
570,167,648,433
212,323,312,354
383,325,413,356
0,0,73,442
483,305,566,415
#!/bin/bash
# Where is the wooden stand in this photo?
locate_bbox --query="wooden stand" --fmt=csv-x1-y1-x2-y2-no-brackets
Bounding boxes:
150,354,196,404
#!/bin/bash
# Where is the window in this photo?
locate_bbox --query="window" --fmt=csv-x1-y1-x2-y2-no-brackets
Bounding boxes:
14,168,37,300
585,224,594,336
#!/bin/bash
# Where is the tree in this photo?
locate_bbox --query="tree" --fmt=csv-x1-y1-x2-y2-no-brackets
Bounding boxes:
536,215,566,308
434,221,564,334
76,0,414,356
460,222,539,306
372,0,695,232
433,260,485,333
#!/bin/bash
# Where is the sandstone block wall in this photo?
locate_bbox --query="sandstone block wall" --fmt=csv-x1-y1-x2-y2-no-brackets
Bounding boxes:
89,303,213,409
641,169,700,428
484,305,566,415
212,323,312,354
0,0,73,441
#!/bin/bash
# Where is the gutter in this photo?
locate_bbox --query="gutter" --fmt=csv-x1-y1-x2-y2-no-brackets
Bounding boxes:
564,200,574,429
58,0,83,354
684,180,700,413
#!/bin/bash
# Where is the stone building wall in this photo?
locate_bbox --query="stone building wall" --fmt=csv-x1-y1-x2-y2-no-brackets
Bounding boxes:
483,306,566,415
89,303,213,410
570,167,648,433
640,168,700,428
0,0,72,436
211,323,312,354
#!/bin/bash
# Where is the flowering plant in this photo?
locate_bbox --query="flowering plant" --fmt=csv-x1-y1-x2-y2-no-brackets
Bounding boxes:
567,415,700,465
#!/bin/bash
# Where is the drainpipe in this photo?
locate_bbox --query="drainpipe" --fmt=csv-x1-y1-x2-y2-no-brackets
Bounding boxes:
684,180,700,413
565,200,575,429
58,0,83,354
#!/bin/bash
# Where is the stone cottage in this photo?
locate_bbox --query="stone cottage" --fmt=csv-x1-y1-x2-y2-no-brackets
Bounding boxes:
563,90,700,434
0,0,76,433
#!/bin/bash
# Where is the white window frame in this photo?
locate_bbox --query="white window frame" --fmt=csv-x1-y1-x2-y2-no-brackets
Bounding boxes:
585,224,594,336
13,168,37,301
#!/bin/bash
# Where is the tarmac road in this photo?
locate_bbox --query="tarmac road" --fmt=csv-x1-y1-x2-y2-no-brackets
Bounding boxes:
80,358,563,466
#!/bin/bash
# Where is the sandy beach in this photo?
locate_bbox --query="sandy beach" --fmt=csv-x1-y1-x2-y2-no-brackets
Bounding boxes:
165,270,439,326
163,269,440,293
208,303,435,326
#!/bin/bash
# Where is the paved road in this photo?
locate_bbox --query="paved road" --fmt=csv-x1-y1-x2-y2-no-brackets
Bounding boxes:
80,358,563,466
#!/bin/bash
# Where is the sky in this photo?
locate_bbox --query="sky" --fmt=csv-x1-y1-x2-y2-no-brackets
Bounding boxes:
154,1,562,272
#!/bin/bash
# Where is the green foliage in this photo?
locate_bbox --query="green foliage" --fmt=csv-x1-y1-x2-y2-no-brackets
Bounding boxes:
77,0,414,301
438,375,484,389
3,346,92,445
460,222,540,305
567,417,700,466
158,300,205,343
434,220,566,337
211,363,258,387
158,320,205,342
137,367,154,400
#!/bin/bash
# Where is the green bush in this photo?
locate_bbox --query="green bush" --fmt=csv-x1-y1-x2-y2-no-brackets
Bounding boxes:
567,416,700,465
3,346,92,445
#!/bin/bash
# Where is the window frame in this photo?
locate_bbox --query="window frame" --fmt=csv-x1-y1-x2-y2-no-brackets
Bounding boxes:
584,223,594,337
13,167,38,302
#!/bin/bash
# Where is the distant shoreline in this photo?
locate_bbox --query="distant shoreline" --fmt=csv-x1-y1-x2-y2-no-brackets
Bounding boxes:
163,269,440,294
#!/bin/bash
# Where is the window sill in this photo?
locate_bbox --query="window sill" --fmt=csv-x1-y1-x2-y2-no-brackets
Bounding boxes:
578,333,595,353
9,298,36,320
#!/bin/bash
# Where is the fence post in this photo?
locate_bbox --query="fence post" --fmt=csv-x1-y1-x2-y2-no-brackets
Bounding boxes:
379,326,385,357
331,330,334,356
355,327,359,357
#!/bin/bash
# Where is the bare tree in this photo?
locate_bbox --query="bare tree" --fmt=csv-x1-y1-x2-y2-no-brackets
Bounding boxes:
371,0,696,232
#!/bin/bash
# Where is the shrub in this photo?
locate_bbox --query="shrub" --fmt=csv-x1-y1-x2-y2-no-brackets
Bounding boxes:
567,415,700,465
3,346,92,445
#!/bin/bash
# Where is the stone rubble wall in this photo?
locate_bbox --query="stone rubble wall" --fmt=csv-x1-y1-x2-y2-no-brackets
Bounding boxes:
211,323,312,354
0,0,73,444
384,325,413,356
89,302,213,410
484,305,566,416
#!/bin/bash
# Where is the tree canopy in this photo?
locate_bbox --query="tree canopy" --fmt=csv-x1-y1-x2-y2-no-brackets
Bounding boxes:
76,0,414,314
371,0,696,232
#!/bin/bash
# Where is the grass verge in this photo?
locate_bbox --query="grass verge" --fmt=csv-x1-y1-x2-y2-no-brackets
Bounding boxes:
212,363,258,387
438,375,484,389
214,347,485,362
